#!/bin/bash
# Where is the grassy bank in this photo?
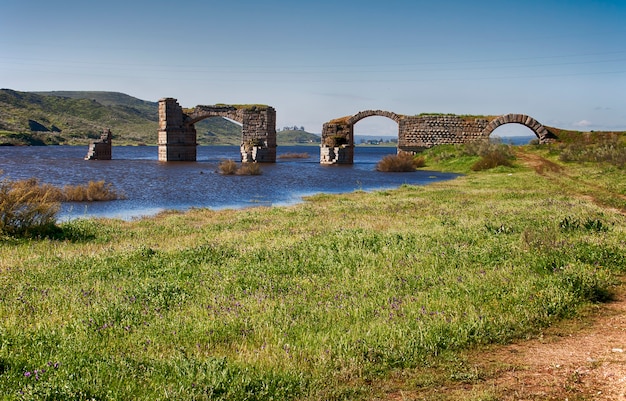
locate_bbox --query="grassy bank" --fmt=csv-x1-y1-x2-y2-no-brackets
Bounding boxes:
0,143,625,400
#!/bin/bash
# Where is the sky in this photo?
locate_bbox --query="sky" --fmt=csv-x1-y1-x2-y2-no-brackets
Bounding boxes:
2,0,626,136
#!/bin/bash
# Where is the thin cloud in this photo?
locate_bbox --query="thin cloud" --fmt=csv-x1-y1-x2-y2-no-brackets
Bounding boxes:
574,120,592,127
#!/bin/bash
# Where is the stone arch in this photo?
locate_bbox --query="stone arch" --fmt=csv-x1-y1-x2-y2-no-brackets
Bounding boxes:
482,114,551,142
158,98,276,162
184,106,243,126
347,110,403,125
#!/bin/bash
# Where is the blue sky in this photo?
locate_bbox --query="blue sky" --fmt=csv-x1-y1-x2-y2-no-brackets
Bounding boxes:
2,0,625,135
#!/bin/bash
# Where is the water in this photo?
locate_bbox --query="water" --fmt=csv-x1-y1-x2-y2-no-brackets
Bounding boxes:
0,145,460,220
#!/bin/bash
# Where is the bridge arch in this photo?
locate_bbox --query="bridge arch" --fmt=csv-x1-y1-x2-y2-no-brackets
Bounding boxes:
347,110,403,125
320,110,405,164
482,113,551,142
158,98,276,162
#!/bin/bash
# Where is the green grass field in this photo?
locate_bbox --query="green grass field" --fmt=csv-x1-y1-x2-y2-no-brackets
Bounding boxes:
0,141,625,400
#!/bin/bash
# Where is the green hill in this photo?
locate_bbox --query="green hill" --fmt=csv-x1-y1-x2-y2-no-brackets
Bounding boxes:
0,89,245,146
277,129,320,145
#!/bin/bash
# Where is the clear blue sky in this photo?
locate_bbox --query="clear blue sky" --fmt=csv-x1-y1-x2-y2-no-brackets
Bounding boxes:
2,0,625,135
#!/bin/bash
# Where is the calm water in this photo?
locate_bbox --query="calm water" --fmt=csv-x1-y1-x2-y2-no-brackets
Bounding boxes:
0,145,463,220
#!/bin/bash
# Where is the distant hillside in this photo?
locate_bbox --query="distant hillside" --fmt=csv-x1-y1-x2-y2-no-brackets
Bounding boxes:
277,129,320,145
0,89,244,146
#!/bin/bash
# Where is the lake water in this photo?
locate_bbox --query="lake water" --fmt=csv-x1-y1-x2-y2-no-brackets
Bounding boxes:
1,142,528,220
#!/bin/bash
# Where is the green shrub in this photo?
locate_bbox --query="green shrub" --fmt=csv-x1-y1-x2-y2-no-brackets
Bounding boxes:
465,139,514,171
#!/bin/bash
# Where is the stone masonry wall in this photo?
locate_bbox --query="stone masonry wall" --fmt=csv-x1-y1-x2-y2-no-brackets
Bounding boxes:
398,115,491,153
158,98,197,161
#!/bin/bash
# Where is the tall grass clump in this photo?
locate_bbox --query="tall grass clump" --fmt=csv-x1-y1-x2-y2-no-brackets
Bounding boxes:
464,139,514,171
558,133,626,168
0,175,59,236
376,153,425,172
218,160,262,175
60,180,124,201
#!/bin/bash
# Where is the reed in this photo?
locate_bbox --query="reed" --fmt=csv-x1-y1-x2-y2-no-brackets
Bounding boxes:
376,153,425,172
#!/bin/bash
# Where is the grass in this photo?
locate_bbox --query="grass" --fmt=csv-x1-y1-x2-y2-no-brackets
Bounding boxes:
0,142,625,400
277,152,310,159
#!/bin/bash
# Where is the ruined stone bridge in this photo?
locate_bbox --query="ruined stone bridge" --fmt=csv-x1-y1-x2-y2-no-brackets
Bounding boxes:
158,98,276,162
320,110,558,164
155,97,559,164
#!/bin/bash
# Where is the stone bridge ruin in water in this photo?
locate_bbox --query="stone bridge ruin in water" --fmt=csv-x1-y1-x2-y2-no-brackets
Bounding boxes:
132,98,559,164
320,111,558,164
158,98,277,162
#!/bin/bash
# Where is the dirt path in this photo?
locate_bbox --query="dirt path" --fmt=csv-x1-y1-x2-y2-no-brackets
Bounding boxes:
382,282,626,400
465,282,626,400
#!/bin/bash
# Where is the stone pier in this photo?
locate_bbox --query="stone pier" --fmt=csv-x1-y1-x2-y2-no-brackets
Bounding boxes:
84,128,112,160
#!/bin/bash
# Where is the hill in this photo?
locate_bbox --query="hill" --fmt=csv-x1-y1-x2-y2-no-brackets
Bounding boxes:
277,129,320,145
0,89,246,146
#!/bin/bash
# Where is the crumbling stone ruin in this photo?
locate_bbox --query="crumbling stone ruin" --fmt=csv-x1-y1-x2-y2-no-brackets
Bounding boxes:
84,129,112,160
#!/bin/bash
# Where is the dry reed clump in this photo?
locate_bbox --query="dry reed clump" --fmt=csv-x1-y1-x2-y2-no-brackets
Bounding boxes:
60,181,125,201
277,152,310,159
0,175,125,236
376,153,425,172
218,160,262,175
0,176,60,236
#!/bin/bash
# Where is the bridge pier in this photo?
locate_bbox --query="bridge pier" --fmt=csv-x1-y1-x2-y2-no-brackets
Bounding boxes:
158,98,197,161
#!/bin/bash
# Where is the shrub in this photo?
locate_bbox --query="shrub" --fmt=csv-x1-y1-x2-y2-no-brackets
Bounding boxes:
376,154,425,172
237,162,262,176
0,175,60,236
60,181,124,201
471,150,513,171
218,160,262,176
218,160,239,175
465,139,515,171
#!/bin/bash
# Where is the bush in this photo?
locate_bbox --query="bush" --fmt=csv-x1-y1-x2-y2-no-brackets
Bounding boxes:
471,150,513,171
218,160,262,176
218,160,239,175
60,181,124,201
465,139,515,171
237,162,262,176
376,154,425,172
0,176,60,236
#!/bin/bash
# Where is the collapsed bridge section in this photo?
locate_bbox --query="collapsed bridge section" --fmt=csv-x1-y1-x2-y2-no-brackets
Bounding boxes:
158,98,277,162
